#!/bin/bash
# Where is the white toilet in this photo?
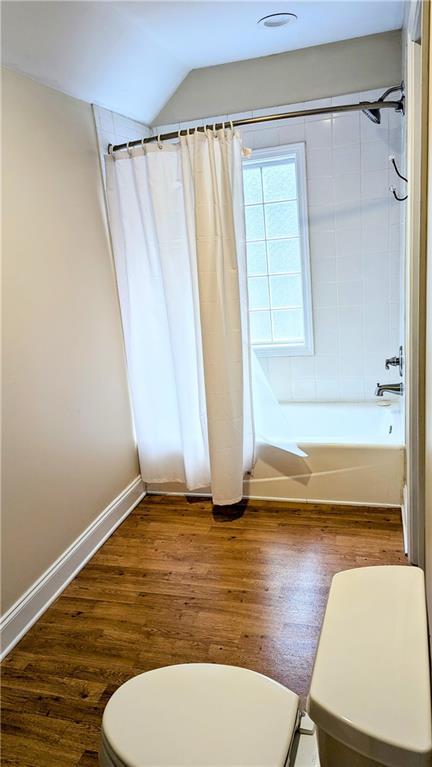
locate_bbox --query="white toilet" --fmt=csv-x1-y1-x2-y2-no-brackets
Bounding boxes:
100,566,432,767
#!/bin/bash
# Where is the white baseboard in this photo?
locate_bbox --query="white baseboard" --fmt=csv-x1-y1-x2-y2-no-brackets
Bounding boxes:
0,476,145,660
401,483,409,555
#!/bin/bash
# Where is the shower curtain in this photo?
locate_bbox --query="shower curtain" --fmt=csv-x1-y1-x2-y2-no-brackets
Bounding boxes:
106,127,304,506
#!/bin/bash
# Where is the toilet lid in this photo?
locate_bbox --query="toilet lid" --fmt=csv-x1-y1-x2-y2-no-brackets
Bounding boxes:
101,663,299,767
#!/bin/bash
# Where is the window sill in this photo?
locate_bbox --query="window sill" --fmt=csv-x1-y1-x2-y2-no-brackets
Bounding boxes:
253,343,314,358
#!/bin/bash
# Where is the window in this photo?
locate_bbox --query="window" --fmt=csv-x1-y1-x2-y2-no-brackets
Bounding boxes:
243,143,313,356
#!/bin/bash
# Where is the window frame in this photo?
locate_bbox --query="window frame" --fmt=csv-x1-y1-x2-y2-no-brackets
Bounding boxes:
243,142,314,357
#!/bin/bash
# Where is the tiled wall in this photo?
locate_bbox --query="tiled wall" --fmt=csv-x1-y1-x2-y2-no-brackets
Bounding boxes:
92,105,151,178
155,88,405,402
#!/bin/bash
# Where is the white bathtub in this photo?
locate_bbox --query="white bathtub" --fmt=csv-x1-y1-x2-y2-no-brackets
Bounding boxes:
245,400,404,507
147,401,405,508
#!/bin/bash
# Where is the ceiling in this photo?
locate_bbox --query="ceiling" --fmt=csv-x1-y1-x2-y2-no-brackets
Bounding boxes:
2,1,405,125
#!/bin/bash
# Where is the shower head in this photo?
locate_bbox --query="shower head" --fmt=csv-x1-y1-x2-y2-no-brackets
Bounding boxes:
362,107,381,124
361,83,404,125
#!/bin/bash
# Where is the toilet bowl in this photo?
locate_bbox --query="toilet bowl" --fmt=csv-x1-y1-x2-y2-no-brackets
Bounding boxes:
100,566,432,767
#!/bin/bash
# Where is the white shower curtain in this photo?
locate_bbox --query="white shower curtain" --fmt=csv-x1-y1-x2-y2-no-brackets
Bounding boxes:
106,127,304,506
106,128,254,505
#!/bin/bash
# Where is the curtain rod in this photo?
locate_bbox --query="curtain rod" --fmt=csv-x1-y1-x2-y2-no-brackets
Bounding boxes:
109,98,404,153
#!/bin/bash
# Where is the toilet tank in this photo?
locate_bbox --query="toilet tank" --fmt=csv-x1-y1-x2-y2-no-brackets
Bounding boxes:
308,566,432,767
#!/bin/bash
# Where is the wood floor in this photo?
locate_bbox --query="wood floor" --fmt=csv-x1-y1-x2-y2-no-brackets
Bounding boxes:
1,495,407,766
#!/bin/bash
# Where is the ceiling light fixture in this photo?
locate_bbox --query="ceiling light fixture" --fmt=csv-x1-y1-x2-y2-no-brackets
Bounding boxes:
257,12,298,28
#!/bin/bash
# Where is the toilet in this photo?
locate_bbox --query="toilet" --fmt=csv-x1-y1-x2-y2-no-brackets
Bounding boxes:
100,566,432,767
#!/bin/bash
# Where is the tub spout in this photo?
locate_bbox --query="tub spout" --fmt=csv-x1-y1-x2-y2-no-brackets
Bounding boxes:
375,382,404,397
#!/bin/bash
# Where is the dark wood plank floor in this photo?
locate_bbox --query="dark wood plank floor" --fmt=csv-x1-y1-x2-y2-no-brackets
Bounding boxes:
1,495,407,766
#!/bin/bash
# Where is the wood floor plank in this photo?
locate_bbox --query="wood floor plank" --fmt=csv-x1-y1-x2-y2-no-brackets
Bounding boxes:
1,496,407,765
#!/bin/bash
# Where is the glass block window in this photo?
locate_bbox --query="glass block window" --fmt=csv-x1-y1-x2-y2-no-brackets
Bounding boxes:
243,143,314,356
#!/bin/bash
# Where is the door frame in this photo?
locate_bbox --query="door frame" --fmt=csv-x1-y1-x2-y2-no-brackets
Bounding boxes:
404,0,429,567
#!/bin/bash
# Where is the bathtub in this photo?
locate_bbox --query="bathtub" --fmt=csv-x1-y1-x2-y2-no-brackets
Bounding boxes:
246,400,404,507
147,401,405,508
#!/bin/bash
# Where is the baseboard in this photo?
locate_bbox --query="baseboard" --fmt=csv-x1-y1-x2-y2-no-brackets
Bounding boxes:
147,489,402,509
0,476,145,660
401,483,409,554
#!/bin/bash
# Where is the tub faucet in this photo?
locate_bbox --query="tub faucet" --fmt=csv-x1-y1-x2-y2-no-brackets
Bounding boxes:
375,382,404,397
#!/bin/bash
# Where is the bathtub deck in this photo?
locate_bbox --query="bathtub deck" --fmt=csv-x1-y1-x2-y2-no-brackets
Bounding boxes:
1,495,407,766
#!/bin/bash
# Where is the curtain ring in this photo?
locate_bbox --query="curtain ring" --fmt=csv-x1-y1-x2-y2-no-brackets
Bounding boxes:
141,137,145,154
127,141,132,157
157,134,163,149
213,122,217,138
108,143,113,156
230,120,234,134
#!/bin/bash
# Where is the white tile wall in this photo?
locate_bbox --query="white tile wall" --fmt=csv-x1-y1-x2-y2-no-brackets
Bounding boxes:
92,105,151,179
154,88,406,402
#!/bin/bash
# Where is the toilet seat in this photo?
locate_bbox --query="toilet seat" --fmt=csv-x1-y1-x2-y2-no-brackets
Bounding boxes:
100,663,300,767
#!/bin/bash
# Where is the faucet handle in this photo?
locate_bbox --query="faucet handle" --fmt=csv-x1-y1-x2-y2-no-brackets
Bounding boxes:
385,346,403,376
385,356,400,370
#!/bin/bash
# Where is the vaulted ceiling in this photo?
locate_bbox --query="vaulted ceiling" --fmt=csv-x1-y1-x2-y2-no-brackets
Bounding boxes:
2,1,405,124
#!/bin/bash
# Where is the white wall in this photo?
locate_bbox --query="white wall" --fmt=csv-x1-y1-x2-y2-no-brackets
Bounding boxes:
154,31,402,126
1,68,140,614
155,88,404,402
